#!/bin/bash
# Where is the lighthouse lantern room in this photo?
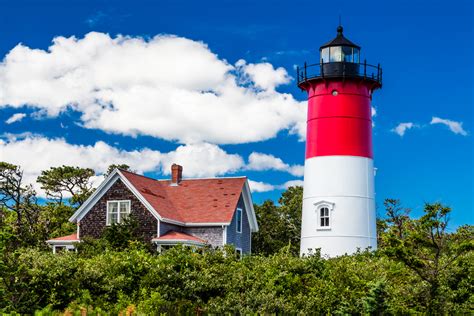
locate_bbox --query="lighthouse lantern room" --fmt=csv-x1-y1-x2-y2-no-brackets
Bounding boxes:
297,26,382,257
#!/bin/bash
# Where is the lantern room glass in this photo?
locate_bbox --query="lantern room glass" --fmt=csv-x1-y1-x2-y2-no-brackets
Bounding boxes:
321,48,329,63
321,46,360,63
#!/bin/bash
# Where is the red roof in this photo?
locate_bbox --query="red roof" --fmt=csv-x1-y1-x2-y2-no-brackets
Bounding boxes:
120,170,246,224
152,231,206,243
47,233,79,242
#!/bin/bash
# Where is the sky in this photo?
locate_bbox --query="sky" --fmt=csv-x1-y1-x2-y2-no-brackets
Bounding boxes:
0,0,472,227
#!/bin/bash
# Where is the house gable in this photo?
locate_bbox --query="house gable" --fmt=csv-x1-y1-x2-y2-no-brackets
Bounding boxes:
70,169,161,223
80,178,158,241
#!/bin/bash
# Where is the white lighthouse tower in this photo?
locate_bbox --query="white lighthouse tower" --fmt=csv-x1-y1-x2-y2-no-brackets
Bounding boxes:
297,26,382,257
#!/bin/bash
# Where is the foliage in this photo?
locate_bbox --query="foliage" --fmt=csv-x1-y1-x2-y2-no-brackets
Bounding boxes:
0,244,471,315
0,161,472,314
104,164,132,178
37,166,95,206
381,201,474,314
252,185,302,256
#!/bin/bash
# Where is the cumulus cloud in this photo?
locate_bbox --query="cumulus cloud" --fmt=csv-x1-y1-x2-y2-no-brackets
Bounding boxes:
392,122,416,137
5,113,26,124
248,180,276,193
371,106,377,127
430,117,468,136
0,32,306,144
248,179,304,193
247,152,303,176
236,59,291,91
0,135,304,196
0,135,245,195
159,143,244,178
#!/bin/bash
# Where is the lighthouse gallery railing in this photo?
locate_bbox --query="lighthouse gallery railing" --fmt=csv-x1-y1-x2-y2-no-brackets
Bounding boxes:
296,61,382,86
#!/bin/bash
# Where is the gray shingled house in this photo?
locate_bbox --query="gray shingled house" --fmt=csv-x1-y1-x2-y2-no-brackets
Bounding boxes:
47,164,258,254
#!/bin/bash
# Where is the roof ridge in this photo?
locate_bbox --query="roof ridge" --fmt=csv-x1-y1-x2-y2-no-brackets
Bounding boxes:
118,169,159,181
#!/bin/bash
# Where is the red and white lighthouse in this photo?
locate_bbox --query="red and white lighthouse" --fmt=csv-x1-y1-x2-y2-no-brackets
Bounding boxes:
297,26,382,257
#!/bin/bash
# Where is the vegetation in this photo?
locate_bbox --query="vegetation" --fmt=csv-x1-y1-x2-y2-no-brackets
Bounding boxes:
0,162,472,314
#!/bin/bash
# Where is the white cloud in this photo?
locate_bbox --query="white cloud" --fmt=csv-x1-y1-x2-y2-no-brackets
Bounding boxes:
247,152,303,176
371,106,376,127
248,180,275,193
159,143,244,178
371,106,377,118
0,32,306,144
5,113,26,124
0,135,304,196
0,135,244,195
392,122,416,137
430,117,468,136
236,59,291,91
248,179,304,193
281,179,304,189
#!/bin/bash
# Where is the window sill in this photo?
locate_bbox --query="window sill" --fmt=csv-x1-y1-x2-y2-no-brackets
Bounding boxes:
316,227,332,231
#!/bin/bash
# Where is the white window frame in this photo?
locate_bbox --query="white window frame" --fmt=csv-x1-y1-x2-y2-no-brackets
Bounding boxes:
315,201,334,231
235,247,242,259
236,208,243,233
106,200,131,226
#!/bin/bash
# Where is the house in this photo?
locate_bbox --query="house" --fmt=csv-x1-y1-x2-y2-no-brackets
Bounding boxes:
46,164,258,254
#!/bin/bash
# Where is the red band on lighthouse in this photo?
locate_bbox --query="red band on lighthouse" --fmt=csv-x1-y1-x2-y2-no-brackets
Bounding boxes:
305,80,373,159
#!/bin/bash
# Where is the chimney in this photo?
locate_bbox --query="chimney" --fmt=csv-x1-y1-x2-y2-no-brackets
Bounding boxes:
171,164,183,185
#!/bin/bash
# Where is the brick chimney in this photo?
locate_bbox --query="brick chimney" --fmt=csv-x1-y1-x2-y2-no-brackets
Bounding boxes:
171,164,183,185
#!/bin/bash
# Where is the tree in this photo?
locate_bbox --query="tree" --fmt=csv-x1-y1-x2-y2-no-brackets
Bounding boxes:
252,186,302,256
37,166,95,206
0,162,40,244
104,164,132,178
382,201,474,314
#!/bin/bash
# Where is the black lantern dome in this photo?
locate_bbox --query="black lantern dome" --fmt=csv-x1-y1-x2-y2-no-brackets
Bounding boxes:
296,26,382,89
320,26,360,64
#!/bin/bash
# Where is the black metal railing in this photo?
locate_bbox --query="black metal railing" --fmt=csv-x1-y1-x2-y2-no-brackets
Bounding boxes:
296,60,382,86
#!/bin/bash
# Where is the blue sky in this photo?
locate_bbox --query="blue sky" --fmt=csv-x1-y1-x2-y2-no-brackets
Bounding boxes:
0,0,472,227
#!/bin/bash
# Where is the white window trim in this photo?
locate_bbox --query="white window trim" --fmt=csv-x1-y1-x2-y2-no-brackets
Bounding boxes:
236,208,243,233
106,200,131,226
315,202,335,231
235,247,242,258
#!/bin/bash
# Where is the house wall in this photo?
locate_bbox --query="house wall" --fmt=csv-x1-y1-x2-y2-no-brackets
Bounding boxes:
159,221,182,235
80,179,158,241
182,226,224,248
225,195,251,254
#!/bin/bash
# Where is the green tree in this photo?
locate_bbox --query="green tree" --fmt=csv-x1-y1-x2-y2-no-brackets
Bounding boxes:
37,165,95,206
104,164,132,178
252,186,302,256
0,162,40,244
382,202,474,314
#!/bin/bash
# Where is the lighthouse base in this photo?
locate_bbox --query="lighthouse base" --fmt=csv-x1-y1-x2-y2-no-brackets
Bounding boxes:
300,156,377,258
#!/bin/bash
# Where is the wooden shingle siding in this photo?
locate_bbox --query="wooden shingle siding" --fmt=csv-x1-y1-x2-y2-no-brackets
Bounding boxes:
159,221,182,235
225,195,251,254
80,179,157,241
182,226,224,248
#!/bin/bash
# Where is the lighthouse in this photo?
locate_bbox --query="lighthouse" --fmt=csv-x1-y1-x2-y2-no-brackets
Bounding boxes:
297,26,382,257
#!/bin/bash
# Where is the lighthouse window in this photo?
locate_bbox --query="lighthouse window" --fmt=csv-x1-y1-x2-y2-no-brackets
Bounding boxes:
321,48,329,63
330,46,342,62
343,46,353,62
353,48,360,63
320,207,330,227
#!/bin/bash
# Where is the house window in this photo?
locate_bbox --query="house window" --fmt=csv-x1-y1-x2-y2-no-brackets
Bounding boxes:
236,248,242,259
320,207,330,227
107,200,131,225
236,208,242,233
